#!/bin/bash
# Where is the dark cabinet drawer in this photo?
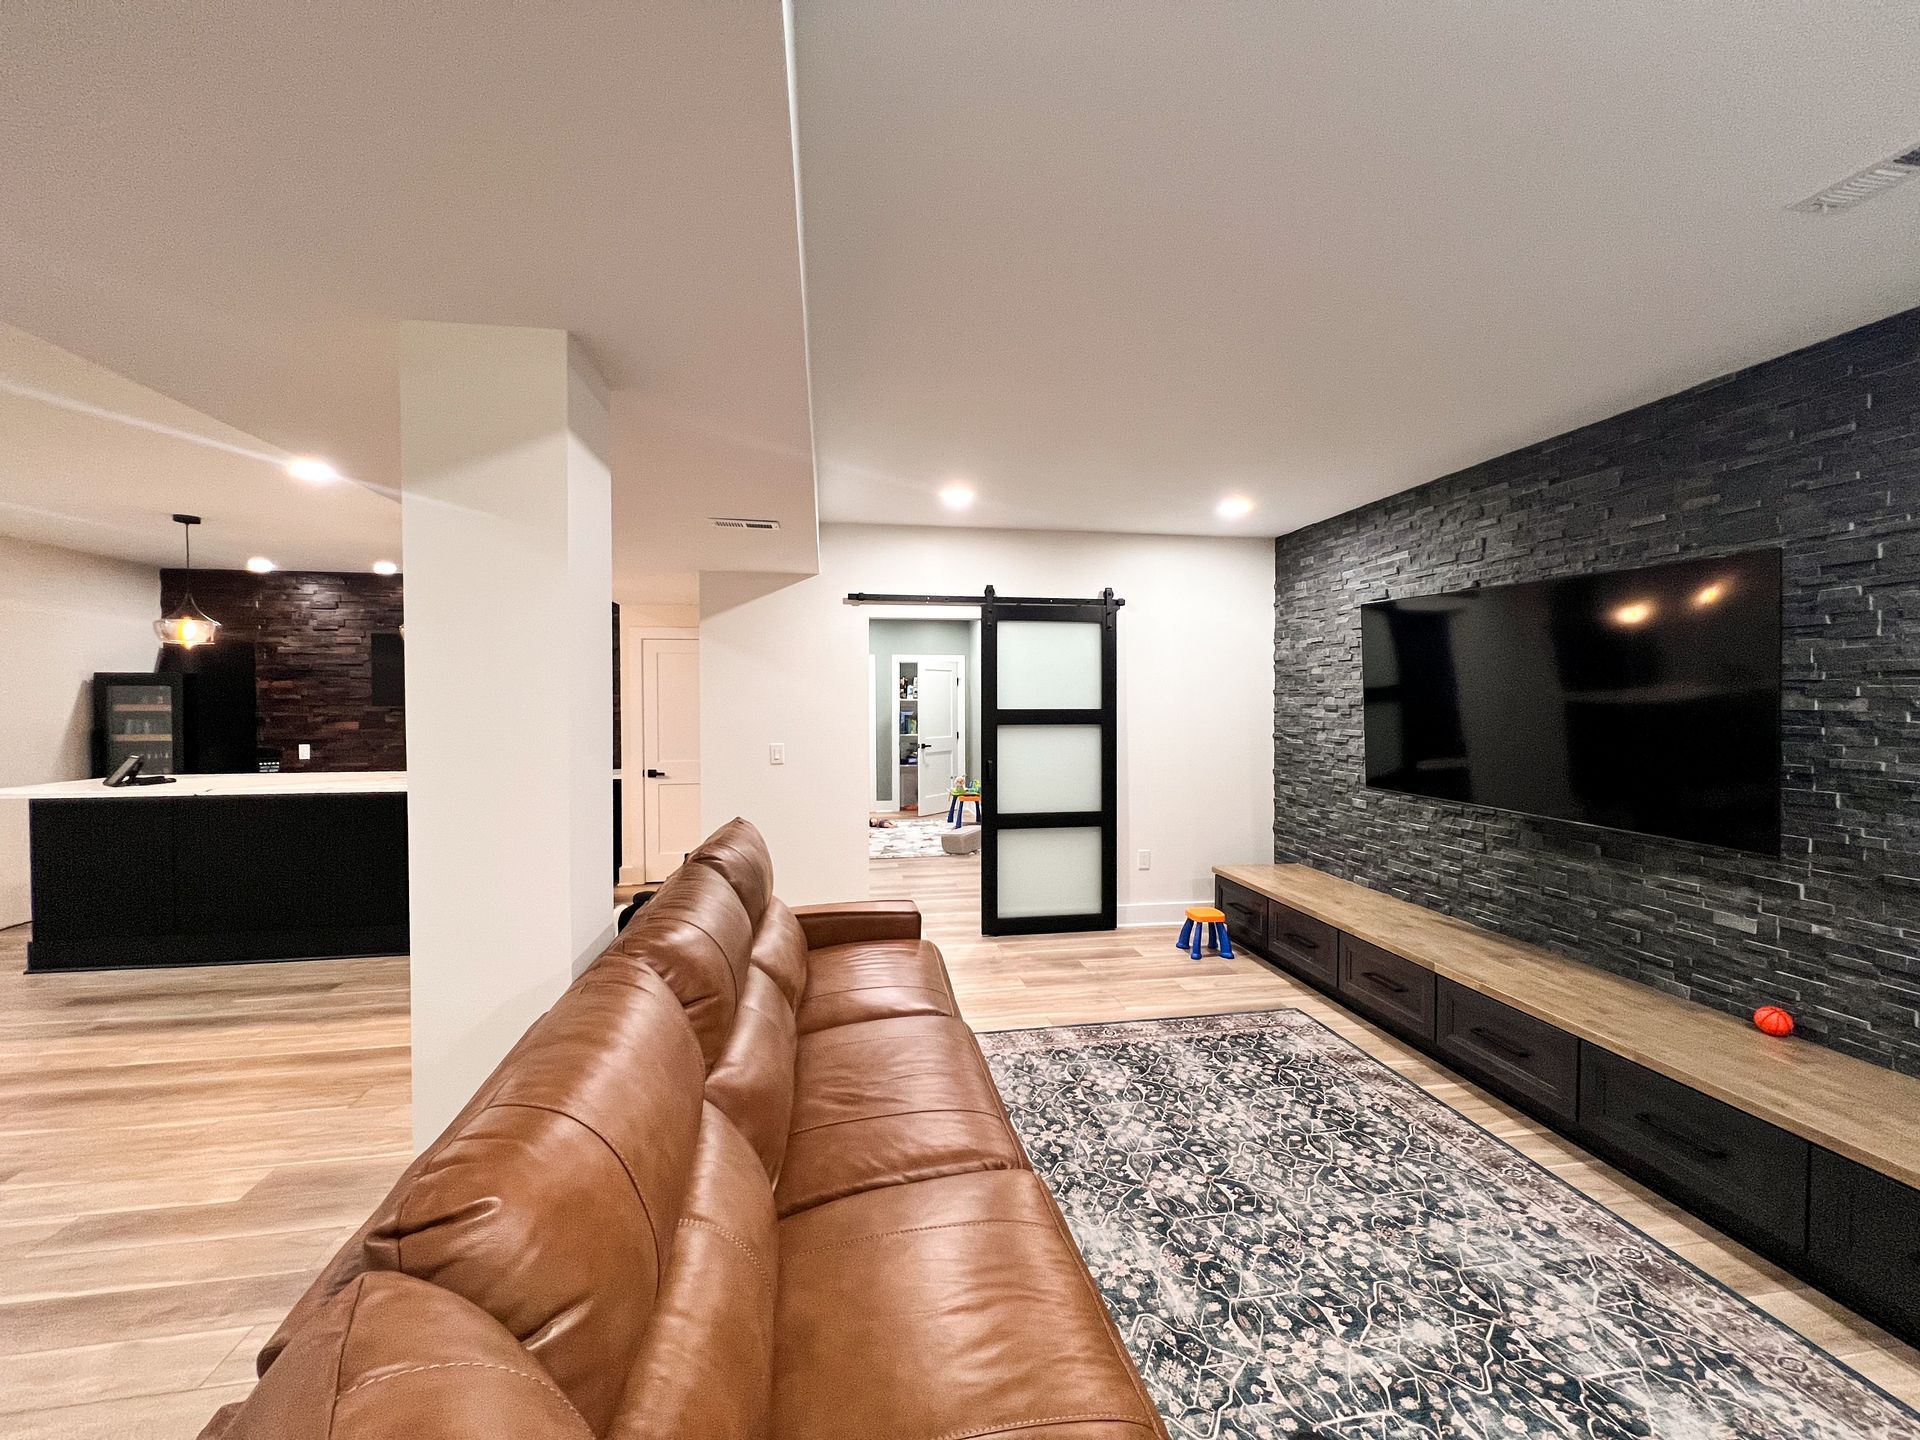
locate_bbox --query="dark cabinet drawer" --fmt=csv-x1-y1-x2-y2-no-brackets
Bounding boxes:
1337,935,1435,1041
1266,900,1338,987
1214,879,1268,956
1807,1149,1920,1344
1578,1046,1808,1256
1434,979,1579,1124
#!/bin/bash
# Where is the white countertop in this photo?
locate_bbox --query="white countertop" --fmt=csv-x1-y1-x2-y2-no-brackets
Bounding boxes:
0,771,409,800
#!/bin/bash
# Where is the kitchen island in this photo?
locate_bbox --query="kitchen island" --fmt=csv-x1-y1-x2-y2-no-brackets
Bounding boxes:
0,772,408,972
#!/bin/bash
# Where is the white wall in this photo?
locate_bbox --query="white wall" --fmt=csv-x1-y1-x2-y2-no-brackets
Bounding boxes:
701,523,1274,920
400,322,614,1149
0,536,160,926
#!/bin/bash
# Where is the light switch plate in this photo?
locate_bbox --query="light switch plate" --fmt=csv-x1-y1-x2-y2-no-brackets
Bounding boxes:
769,743,785,765
1137,849,1151,870
298,743,312,761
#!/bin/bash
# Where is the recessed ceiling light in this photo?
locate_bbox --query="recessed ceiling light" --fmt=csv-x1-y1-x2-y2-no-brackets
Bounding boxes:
1216,495,1254,520
287,456,340,484
244,556,276,575
938,482,976,511
371,560,398,577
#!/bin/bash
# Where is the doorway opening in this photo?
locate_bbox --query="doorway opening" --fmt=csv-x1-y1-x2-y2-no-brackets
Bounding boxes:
866,614,981,875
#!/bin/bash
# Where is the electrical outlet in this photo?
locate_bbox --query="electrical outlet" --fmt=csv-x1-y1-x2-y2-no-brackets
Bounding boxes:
298,743,312,761
1137,849,1151,870
769,743,785,766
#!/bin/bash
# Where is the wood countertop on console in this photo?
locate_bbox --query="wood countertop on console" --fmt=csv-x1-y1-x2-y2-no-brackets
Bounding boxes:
1216,862,1920,1189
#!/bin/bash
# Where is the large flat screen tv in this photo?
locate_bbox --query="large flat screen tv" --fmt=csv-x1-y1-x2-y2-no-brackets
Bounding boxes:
1360,549,1782,855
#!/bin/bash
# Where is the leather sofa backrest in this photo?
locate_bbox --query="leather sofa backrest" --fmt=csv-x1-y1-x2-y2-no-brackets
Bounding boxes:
600,862,752,1068
683,817,774,927
749,897,808,1009
608,1104,778,1440
704,966,798,1180
203,1272,591,1440
261,969,708,1435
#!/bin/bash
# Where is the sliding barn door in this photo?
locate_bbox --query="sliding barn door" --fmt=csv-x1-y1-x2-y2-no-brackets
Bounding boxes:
981,589,1120,935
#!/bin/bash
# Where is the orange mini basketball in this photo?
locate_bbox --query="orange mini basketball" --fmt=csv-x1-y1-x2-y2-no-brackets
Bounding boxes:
1752,1005,1794,1037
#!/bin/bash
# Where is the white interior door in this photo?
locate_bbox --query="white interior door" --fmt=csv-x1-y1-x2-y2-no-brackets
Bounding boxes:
641,637,701,881
910,655,963,806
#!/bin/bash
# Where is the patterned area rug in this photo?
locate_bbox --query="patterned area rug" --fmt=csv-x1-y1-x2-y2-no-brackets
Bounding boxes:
979,1010,1918,1440
868,813,969,858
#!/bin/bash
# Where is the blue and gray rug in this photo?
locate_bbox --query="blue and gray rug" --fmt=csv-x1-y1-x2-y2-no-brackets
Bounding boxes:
979,1009,1918,1440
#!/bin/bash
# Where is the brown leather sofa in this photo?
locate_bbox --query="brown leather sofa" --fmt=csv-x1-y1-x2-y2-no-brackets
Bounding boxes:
202,818,1167,1440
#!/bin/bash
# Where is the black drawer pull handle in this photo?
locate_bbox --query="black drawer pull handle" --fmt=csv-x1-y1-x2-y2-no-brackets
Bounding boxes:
1633,1110,1730,1163
1361,969,1409,995
1468,1025,1532,1062
1282,931,1320,951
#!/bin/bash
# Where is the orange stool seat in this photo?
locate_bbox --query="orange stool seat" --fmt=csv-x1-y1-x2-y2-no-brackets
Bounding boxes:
1178,907,1233,960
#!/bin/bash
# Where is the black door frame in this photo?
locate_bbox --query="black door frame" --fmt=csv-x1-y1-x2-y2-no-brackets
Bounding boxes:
980,586,1121,935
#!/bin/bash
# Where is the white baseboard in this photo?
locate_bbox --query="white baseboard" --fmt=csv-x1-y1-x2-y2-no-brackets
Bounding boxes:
1117,899,1204,928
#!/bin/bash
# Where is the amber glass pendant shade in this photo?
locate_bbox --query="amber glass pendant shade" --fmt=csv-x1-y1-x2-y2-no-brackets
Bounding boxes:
155,513,220,648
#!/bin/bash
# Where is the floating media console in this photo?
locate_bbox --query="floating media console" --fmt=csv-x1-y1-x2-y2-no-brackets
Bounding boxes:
8,773,409,971
1216,861,1920,1346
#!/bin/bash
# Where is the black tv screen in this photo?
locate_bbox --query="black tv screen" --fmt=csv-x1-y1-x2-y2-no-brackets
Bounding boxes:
1361,549,1782,855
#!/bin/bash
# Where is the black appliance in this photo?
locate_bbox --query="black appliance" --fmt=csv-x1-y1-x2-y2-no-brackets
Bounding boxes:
1360,549,1782,855
91,672,186,778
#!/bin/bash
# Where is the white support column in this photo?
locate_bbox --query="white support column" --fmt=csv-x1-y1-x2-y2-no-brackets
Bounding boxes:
400,322,614,1149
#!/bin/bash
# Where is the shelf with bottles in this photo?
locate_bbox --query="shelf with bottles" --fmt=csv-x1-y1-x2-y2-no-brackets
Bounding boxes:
92,672,186,777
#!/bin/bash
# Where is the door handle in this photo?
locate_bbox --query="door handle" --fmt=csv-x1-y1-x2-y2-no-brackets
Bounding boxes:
645,768,668,778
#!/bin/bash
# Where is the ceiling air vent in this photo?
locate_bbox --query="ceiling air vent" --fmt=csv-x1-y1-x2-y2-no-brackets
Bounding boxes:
709,516,781,531
1789,144,1920,214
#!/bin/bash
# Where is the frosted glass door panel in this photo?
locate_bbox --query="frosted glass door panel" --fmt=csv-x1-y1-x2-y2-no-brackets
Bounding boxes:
996,621,1101,709
997,726,1102,814
996,827,1103,918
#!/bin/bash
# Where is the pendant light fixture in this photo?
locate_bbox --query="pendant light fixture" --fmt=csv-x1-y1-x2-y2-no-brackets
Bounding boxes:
154,513,221,649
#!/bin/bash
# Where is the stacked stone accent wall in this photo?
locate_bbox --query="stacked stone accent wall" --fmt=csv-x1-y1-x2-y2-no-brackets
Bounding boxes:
1274,308,1920,1075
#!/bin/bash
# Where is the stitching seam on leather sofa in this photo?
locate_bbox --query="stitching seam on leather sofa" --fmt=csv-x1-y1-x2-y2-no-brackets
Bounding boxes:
338,1359,588,1427
784,1217,1055,1260
913,1411,1160,1440
1033,1187,1162,1424
810,981,952,1000
677,1217,774,1297
787,1103,1009,1137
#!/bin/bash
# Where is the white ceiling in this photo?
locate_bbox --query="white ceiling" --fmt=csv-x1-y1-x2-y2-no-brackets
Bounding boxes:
0,324,400,572
4,3,1918,571
0,1,816,591
794,1,1920,538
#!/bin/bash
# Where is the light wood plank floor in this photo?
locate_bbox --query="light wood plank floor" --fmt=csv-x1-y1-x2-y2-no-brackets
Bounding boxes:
0,854,1914,1435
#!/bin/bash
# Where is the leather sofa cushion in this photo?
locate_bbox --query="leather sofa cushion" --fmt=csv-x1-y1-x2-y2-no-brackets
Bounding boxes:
776,1015,1028,1216
704,966,797,1180
202,1272,591,1440
600,862,752,1067
775,1171,1165,1440
354,970,706,1434
795,938,958,1034
683,817,774,927
750,898,808,1010
610,1105,777,1440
